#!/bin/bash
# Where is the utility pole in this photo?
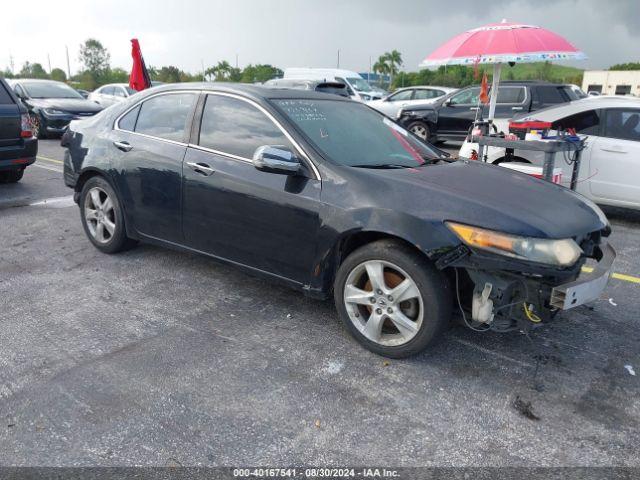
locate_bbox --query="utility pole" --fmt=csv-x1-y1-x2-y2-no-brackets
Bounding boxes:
235,54,238,69
337,49,340,69
65,46,71,80
201,59,205,81
47,53,52,74
9,54,14,74
368,56,371,83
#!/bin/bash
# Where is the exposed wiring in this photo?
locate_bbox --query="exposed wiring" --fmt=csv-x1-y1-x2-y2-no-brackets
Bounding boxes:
454,268,491,332
523,303,542,323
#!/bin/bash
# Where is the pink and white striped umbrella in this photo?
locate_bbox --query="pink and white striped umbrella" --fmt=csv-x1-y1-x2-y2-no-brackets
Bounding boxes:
420,21,586,67
420,20,586,120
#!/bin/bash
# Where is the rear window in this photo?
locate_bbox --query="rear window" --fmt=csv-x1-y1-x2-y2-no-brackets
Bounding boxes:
497,87,526,104
135,93,196,142
533,86,572,107
0,82,15,105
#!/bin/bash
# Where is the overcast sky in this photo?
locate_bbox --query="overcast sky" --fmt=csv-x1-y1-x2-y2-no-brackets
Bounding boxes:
1,0,638,76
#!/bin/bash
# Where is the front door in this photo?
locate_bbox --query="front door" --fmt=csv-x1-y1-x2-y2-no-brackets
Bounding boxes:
437,87,480,137
589,107,640,207
182,93,321,284
110,91,197,242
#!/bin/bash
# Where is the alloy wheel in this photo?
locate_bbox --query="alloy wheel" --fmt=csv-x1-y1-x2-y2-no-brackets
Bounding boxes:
343,260,424,347
84,187,116,244
410,124,428,140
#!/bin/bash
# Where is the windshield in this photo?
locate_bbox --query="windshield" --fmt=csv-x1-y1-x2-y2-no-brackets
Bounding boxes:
346,77,373,92
23,81,83,99
274,99,442,168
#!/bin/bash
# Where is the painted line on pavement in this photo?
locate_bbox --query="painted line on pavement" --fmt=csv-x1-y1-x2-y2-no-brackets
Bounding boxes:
582,266,640,285
29,195,75,208
32,163,62,173
37,155,63,164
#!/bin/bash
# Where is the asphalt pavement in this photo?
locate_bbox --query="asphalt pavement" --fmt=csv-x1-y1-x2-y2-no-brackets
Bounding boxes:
0,140,639,467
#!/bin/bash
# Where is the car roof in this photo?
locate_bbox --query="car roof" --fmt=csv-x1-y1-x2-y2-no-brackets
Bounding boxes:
8,78,66,84
516,96,640,121
147,82,352,102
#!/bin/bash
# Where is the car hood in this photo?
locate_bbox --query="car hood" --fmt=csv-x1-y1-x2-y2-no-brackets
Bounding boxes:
27,98,103,114
354,160,608,239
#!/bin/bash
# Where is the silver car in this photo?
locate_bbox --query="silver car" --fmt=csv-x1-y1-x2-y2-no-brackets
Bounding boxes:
88,83,138,108
368,86,457,118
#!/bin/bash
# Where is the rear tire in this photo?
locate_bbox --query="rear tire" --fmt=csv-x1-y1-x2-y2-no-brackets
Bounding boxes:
0,169,24,183
334,239,452,358
79,176,137,254
407,121,431,142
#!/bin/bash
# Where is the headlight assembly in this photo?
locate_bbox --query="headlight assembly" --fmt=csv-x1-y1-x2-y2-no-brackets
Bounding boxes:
44,108,67,116
446,221,582,267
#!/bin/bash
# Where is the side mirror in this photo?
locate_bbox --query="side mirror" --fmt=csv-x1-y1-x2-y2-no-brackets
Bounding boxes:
252,145,302,175
444,98,452,106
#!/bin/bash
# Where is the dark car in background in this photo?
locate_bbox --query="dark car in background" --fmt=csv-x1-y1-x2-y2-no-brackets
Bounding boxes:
398,81,582,143
8,79,103,138
62,84,613,358
0,78,37,183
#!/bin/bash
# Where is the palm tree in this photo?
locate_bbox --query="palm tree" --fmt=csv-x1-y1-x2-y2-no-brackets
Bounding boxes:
206,61,233,82
373,57,390,87
384,50,403,87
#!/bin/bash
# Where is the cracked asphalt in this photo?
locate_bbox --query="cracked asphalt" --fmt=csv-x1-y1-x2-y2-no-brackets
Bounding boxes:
0,140,638,467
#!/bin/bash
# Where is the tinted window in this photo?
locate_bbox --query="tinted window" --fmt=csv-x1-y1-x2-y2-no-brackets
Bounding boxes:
552,109,600,135
113,87,126,97
135,93,196,142
199,94,293,159
497,87,525,104
275,99,442,168
533,86,569,106
118,105,141,131
102,86,115,95
414,89,441,100
22,81,83,99
450,88,479,105
604,109,640,141
0,82,14,104
389,90,413,101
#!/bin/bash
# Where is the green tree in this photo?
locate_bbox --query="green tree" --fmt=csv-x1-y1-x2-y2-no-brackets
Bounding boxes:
78,39,110,78
609,62,640,71
50,68,67,82
240,64,282,83
19,62,49,79
206,60,237,81
1,68,14,79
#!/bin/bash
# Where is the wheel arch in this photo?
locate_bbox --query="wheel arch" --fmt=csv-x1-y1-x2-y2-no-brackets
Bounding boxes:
310,228,442,298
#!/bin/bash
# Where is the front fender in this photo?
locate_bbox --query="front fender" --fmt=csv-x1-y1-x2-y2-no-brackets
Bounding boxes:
307,206,458,296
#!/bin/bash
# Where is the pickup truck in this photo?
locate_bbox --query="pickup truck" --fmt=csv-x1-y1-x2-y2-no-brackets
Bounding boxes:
397,81,581,144
0,77,37,183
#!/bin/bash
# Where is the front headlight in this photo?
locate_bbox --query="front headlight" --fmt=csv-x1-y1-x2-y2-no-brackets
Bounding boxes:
44,108,67,116
446,222,582,267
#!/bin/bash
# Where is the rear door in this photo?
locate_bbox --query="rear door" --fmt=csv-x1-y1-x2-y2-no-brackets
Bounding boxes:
110,91,198,242
589,107,640,207
481,86,528,119
0,79,22,153
182,93,321,284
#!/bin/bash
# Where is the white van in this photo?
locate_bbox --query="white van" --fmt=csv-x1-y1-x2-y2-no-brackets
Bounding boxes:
283,68,382,101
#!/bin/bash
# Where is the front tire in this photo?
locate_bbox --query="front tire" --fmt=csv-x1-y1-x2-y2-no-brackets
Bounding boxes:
407,121,431,142
79,176,136,254
334,239,452,358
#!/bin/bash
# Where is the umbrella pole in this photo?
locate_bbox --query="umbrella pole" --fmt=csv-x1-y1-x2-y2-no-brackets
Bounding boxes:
487,62,502,121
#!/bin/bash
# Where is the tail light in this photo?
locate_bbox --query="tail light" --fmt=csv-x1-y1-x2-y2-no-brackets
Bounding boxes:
20,114,33,138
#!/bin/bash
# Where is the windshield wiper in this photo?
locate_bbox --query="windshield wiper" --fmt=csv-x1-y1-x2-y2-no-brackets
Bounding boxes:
350,164,414,169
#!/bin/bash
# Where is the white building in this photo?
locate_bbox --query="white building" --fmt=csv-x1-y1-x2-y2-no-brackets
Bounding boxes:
582,70,640,96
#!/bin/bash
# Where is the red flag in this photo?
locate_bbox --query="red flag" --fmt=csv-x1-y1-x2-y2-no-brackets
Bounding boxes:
129,38,151,92
479,73,489,104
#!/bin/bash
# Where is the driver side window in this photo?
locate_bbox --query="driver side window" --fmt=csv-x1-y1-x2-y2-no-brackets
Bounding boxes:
449,88,480,106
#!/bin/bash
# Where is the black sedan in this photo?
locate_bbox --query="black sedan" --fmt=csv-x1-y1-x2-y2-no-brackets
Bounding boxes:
8,79,103,138
61,84,615,358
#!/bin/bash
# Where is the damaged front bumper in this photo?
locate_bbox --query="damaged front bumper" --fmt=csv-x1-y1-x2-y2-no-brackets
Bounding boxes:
447,240,616,331
550,243,615,310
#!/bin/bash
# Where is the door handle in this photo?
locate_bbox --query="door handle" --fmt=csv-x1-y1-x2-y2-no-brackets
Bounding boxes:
469,107,479,111
113,140,132,152
511,106,523,111
186,161,215,176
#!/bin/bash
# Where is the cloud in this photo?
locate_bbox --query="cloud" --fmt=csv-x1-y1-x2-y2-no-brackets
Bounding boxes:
0,0,637,76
